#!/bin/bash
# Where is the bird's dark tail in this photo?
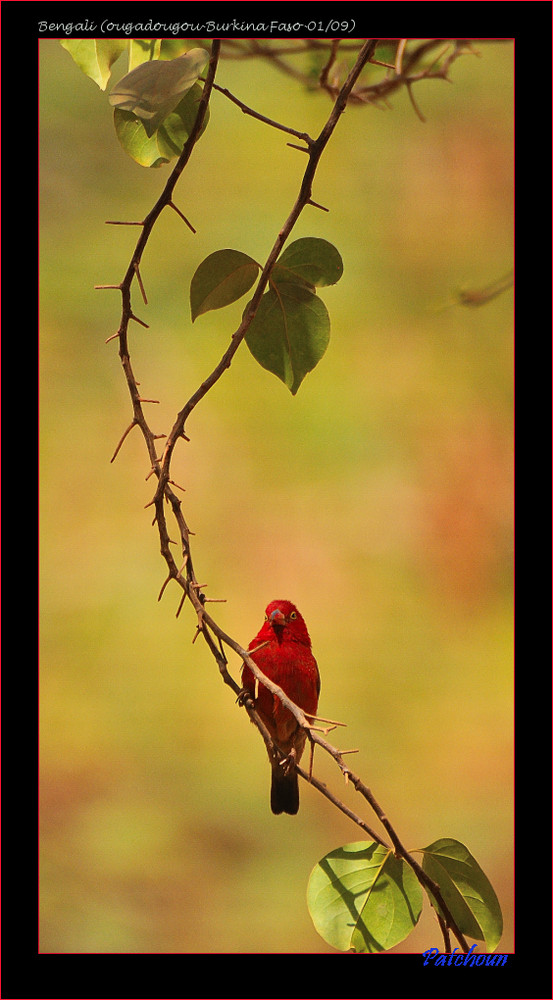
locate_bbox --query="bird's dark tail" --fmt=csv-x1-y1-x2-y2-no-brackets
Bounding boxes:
271,767,299,815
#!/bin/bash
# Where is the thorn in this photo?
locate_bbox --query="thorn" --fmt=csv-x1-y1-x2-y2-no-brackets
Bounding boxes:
309,713,347,728
287,142,310,154
247,640,270,656
110,420,137,463
95,284,122,290
105,330,121,344
168,201,197,233
307,198,329,212
158,576,172,601
130,313,149,329
176,591,187,618
168,479,186,493
134,261,148,305
369,57,395,70
137,397,160,404
105,219,144,226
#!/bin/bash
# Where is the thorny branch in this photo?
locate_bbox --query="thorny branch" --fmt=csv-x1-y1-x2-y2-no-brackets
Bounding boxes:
216,37,491,107
101,38,478,953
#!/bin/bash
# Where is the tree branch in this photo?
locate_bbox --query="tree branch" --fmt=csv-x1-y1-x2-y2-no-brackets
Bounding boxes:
104,37,476,953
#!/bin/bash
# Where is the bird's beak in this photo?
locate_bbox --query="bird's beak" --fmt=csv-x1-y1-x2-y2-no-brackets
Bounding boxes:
269,609,286,626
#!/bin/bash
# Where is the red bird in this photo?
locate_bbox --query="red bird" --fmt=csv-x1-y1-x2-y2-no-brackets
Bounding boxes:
242,600,320,815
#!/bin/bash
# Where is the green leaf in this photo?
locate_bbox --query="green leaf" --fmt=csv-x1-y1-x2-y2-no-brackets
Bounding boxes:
421,838,503,951
244,281,330,395
190,250,260,322
109,47,208,136
60,39,127,90
307,841,423,953
128,39,162,71
276,237,343,288
114,83,209,168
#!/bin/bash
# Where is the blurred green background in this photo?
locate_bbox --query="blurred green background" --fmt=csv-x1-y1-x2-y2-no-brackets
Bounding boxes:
39,39,513,954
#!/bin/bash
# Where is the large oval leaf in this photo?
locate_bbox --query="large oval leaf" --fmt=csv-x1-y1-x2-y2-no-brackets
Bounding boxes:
190,250,260,321
114,83,209,168
421,838,503,951
244,282,330,395
109,47,208,136
61,39,127,90
276,237,343,288
307,841,423,953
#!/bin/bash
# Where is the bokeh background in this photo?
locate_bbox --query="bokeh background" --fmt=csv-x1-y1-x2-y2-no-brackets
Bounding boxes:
39,39,514,954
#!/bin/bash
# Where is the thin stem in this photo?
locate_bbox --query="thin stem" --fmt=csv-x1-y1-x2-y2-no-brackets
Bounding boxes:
209,79,314,146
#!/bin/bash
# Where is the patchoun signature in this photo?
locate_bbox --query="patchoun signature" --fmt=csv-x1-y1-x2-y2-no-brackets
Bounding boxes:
423,943,508,967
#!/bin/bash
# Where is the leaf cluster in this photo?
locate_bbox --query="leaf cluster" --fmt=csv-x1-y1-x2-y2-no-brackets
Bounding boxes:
190,238,343,394
307,837,502,954
61,39,209,167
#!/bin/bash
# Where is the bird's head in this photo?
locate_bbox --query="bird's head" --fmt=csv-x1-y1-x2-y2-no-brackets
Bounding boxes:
264,599,311,645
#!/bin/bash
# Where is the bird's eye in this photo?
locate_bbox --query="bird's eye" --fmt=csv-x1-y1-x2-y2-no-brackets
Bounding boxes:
264,614,269,621
289,611,297,619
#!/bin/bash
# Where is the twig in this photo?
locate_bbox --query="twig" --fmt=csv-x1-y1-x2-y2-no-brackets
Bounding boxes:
406,82,427,123
208,79,314,147
457,269,514,307
319,39,341,88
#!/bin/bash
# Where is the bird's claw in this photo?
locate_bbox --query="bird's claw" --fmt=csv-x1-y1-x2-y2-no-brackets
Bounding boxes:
236,687,254,708
279,748,297,776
